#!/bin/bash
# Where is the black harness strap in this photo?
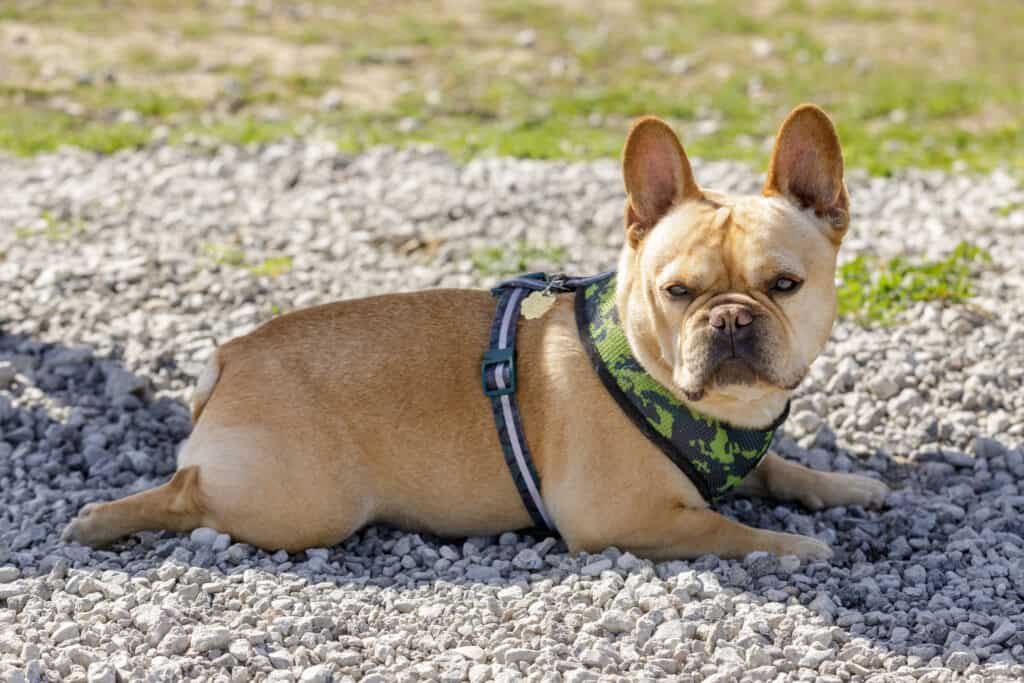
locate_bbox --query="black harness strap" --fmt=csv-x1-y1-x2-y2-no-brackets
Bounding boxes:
482,272,612,534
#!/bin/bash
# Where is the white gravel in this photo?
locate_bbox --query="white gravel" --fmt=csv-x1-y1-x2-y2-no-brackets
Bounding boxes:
1,141,1022,682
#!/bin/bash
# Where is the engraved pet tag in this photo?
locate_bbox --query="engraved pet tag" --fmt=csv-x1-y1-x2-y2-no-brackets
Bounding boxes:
520,291,556,319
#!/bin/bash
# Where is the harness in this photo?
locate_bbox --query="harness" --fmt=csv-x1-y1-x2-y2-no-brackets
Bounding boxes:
482,271,788,534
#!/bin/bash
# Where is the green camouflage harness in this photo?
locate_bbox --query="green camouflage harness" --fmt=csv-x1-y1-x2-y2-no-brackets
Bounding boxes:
574,272,788,502
483,271,788,535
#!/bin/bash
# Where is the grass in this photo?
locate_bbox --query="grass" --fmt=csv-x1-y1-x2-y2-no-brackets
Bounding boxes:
471,242,568,276
248,256,294,277
0,109,152,156
14,211,85,241
201,243,294,278
997,201,1023,217
0,1,1018,176
201,243,246,268
837,241,990,324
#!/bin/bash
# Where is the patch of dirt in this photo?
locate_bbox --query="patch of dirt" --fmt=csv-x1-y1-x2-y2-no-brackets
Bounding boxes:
0,18,407,110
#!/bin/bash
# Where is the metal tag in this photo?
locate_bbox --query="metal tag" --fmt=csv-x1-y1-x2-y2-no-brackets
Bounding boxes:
520,291,556,320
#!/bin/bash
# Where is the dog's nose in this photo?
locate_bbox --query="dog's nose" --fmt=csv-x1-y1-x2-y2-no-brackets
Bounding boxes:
709,304,753,337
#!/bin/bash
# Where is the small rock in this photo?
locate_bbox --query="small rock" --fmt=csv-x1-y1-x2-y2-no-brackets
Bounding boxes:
942,449,975,468
0,566,20,583
615,552,642,571
778,555,801,573
989,620,1015,645
580,648,611,668
86,662,116,683
392,536,412,556
503,648,538,664
511,549,543,571
0,361,15,387
466,565,501,582
652,621,684,642
904,564,927,584
190,527,220,546
158,628,190,656
468,664,491,683
191,625,231,653
497,585,523,601
972,437,1006,460
453,646,485,662
792,410,822,435
514,29,536,48
600,610,634,634
213,533,232,552
103,365,146,398
581,558,612,576
798,647,834,669
946,650,978,672
299,664,332,683
52,622,79,644
868,374,900,400
318,90,344,112
268,650,291,668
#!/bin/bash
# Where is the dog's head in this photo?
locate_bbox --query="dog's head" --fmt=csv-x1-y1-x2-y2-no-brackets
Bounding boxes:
616,105,848,428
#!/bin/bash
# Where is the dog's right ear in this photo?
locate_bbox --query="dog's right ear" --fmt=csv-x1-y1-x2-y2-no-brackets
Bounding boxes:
622,117,701,248
764,104,849,238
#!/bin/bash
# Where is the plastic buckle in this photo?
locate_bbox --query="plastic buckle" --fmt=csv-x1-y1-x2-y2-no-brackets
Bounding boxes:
482,348,516,397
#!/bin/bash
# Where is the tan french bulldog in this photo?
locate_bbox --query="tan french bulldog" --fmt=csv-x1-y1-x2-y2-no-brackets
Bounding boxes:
65,104,888,561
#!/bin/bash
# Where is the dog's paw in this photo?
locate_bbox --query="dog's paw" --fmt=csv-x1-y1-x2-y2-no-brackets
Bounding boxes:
770,531,833,561
63,503,108,548
806,472,890,510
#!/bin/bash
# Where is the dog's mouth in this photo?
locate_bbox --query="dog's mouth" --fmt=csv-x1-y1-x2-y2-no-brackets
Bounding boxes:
712,357,759,387
676,346,780,402
677,355,763,402
675,322,809,402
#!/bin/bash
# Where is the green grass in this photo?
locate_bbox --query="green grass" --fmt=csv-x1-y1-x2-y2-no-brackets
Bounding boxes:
120,45,200,73
201,243,294,278
837,241,990,324
471,242,568,276
997,201,1023,217
0,109,152,156
0,1,1019,176
73,85,196,117
15,210,85,241
182,119,297,147
248,256,293,277
201,243,246,268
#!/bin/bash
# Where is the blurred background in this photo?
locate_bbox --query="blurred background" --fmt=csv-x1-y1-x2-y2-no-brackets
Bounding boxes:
0,0,1021,176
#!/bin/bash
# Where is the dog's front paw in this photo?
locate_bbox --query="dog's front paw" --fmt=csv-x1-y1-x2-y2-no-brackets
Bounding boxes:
804,472,890,511
63,503,110,548
768,531,833,561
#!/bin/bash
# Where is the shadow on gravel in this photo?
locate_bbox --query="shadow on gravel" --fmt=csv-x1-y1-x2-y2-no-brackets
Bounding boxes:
2,331,1023,670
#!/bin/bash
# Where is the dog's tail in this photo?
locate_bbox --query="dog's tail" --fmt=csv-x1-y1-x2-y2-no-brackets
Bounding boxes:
190,349,222,424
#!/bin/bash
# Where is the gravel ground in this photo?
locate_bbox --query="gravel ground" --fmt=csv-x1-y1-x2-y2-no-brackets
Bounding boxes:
0,142,1022,682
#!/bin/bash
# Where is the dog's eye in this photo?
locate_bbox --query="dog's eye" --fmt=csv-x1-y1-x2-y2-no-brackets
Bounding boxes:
665,284,690,298
772,277,801,293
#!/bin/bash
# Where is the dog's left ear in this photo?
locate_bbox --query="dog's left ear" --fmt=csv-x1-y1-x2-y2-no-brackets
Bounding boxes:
764,104,849,238
623,117,702,248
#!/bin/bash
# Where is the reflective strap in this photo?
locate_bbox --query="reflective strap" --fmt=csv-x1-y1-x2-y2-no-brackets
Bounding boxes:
484,280,558,533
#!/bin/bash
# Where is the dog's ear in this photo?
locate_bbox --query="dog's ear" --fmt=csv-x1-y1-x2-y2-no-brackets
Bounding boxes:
622,117,701,247
764,104,849,238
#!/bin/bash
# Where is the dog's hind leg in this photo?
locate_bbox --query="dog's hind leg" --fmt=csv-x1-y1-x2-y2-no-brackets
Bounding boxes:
63,466,205,548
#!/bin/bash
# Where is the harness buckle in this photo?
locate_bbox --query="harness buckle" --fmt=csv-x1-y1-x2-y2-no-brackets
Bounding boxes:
481,348,516,397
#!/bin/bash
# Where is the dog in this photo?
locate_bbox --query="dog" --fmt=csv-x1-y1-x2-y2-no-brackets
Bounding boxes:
65,104,888,561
